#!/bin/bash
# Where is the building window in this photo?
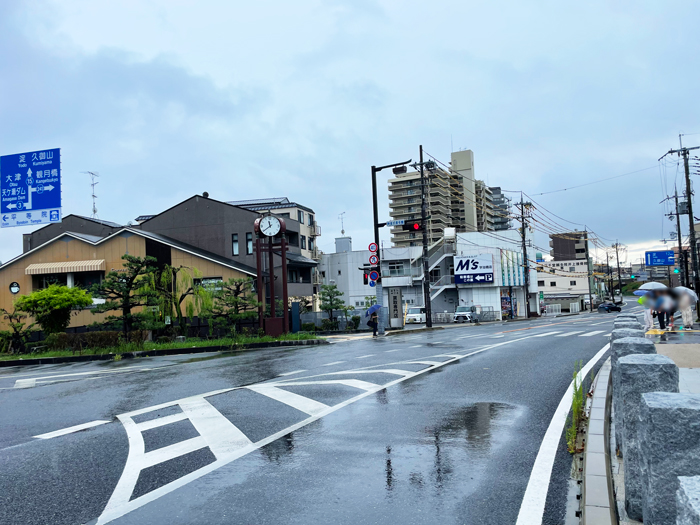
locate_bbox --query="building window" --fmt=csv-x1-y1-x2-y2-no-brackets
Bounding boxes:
246,232,253,254
288,269,299,283
388,262,406,276
298,210,304,223
537,280,545,287
301,235,306,250
321,271,325,278
309,238,315,251
338,270,341,276
570,280,577,286
74,271,103,289
279,213,290,218
550,282,556,287
308,214,314,226
569,266,575,272
232,234,239,256
407,198,415,204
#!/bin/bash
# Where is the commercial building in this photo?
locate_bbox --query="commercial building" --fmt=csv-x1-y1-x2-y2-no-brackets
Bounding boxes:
536,258,601,310
549,231,588,261
320,229,537,321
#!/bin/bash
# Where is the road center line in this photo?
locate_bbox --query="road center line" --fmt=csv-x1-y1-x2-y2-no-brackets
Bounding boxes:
515,343,609,525
356,354,374,359
278,369,306,377
321,361,345,366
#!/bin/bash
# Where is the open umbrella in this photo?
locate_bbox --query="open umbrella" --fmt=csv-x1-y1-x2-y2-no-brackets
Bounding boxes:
365,304,381,317
633,289,652,296
639,282,668,291
674,286,698,302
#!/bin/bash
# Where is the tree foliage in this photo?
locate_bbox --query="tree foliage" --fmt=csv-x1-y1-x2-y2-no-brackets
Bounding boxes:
91,254,158,339
0,308,36,354
150,265,208,336
319,284,345,323
364,295,377,307
14,285,92,334
202,278,261,334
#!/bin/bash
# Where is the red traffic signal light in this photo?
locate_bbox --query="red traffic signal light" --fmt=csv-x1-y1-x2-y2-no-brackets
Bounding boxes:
402,221,422,231
363,272,369,285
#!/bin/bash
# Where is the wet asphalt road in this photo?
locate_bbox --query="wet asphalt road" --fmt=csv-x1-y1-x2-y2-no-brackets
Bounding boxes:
0,310,628,525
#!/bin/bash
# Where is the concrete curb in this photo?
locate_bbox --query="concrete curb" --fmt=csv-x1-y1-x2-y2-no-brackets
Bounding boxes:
582,357,616,524
0,338,329,367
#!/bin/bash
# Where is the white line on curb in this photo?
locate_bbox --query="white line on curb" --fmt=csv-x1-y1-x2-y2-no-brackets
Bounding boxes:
515,343,609,525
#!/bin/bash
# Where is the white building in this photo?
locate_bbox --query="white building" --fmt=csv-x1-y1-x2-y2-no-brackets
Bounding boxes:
535,258,602,310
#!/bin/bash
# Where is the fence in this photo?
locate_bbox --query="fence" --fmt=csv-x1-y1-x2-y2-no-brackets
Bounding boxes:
300,309,380,331
545,304,562,316
569,302,581,313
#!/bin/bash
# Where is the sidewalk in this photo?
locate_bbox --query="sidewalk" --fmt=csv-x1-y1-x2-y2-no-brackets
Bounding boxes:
645,327,700,394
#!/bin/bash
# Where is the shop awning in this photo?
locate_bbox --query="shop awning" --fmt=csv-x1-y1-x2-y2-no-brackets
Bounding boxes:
25,260,106,275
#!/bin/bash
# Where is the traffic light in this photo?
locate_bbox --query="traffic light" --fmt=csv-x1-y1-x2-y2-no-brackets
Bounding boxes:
631,275,635,279
402,221,423,231
363,272,369,285
674,268,680,274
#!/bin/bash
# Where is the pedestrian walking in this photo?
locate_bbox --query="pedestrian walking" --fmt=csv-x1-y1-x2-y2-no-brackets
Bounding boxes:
369,311,379,337
654,291,675,331
678,291,696,330
639,294,654,331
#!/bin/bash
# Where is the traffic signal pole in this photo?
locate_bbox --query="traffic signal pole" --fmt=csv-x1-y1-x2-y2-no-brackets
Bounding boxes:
419,145,433,328
371,159,411,334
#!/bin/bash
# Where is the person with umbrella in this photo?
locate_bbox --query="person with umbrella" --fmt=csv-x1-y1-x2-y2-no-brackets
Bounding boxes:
634,290,654,331
639,282,673,330
675,286,698,330
365,304,380,337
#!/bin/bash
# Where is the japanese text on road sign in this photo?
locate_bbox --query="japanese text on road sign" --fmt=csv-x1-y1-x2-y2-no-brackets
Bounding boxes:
454,254,495,284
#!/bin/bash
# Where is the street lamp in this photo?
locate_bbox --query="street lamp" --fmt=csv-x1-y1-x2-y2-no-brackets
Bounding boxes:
371,159,411,334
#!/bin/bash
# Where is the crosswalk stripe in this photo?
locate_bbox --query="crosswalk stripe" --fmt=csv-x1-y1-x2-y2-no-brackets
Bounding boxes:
555,331,583,337
246,385,329,416
321,361,345,366
356,354,374,359
579,330,605,337
534,331,561,337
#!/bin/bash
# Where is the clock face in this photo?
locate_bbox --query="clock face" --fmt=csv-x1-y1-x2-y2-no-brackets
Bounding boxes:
260,216,281,237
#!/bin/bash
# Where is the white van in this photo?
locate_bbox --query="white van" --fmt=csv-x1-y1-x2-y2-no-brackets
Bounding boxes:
453,306,474,323
406,307,426,324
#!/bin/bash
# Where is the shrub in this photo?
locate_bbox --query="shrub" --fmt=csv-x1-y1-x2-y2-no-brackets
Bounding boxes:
321,319,339,331
351,315,361,330
156,335,173,344
301,323,316,332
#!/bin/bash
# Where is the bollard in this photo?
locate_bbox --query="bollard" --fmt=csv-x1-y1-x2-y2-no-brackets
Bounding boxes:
611,337,656,454
618,354,679,520
640,393,700,525
614,320,642,330
610,328,645,345
677,476,700,525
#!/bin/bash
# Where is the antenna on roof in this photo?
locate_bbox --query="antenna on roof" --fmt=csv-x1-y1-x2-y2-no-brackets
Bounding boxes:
83,171,100,219
338,212,346,235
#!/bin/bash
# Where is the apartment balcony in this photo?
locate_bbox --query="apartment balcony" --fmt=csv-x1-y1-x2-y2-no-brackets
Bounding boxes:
312,269,323,285
391,198,420,209
428,194,450,207
310,247,322,260
389,189,419,200
310,223,321,237
390,207,420,218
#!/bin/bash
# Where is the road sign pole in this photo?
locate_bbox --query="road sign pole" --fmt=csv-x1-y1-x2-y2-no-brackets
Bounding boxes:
420,145,432,328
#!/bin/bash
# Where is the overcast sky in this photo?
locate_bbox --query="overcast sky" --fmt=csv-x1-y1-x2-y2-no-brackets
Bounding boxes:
1,0,699,267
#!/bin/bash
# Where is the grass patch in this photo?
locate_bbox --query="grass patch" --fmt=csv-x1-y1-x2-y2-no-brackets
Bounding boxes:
566,359,586,454
0,332,321,361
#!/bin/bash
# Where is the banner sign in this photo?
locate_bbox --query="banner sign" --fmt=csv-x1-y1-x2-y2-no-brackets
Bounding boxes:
454,254,494,284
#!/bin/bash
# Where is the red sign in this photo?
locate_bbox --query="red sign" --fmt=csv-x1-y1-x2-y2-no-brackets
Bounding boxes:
369,254,379,265
368,242,378,253
369,270,379,281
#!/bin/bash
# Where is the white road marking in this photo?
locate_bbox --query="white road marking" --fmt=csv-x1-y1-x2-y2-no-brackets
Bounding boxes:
533,331,561,337
356,354,374,359
490,335,505,339
604,333,612,337
321,361,345,366
136,412,188,432
97,332,542,524
590,321,613,326
269,379,379,392
457,334,482,339
278,369,306,377
34,420,110,439
410,344,422,348
13,367,152,388
247,385,329,416
515,343,609,525
402,360,443,367
179,396,253,456
428,341,443,344
580,330,605,337
555,331,583,337
384,349,402,353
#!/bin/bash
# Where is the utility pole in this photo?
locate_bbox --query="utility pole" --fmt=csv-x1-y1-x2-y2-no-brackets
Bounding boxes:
659,138,700,292
519,194,531,317
613,242,624,301
673,187,687,287
606,251,613,300
371,158,412,334
584,229,594,312
419,145,433,328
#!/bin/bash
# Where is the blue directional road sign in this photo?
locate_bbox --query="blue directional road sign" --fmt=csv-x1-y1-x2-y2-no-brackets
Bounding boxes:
1,148,61,228
645,250,675,267
455,273,494,284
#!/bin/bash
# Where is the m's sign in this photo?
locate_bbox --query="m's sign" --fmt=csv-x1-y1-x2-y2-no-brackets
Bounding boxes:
454,254,494,284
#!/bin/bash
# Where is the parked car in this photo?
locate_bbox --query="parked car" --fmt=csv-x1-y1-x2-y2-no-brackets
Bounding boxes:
453,306,474,323
597,302,621,313
406,307,426,324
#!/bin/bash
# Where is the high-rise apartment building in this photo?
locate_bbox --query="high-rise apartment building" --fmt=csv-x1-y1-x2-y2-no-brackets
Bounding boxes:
490,187,512,231
389,150,484,247
475,180,495,232
549,231,588,261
